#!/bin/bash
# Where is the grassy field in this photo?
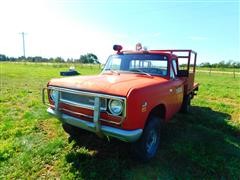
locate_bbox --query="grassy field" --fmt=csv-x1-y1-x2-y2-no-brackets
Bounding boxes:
0,62,240,179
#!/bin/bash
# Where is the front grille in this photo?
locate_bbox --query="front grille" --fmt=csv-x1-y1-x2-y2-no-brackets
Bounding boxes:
60,91,107,110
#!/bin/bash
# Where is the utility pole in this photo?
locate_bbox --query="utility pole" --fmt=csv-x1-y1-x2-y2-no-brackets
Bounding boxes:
20,32,26,57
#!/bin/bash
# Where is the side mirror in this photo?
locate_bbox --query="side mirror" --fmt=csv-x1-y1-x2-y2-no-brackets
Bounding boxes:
177,70,189,77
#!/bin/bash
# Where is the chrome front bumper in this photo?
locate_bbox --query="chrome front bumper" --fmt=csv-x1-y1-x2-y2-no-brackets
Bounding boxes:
47,108,142,142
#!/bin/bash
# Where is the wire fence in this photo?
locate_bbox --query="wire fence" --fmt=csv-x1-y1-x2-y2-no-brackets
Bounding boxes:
2,61,239,78
5,61,102,69
196,67,240,78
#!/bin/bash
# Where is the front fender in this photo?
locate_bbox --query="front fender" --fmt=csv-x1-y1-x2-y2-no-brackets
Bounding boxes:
122,84,169,130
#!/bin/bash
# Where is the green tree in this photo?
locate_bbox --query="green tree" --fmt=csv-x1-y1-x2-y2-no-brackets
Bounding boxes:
79,53,99,64
199,62,211,67
0,54,8,61
54,57,64,63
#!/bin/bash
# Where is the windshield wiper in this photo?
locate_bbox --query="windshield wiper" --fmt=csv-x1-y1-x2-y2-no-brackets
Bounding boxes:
103,69,120,75
129,69,152,77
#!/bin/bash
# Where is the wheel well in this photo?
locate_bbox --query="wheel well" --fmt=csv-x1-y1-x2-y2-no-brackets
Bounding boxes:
145,104,166,126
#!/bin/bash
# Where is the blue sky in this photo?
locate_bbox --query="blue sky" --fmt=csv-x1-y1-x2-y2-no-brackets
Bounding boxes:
0,0,239,64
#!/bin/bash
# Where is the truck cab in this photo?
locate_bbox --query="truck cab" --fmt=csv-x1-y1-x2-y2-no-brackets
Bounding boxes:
42,45,199,161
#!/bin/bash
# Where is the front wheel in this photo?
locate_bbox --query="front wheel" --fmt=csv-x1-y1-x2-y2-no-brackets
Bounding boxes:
131,116,161,162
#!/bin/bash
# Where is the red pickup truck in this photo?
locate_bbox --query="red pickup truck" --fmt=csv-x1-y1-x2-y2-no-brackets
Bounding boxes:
42,45,199,161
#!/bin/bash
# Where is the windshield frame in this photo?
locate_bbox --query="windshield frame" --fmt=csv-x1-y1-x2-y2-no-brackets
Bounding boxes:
102,53,170,77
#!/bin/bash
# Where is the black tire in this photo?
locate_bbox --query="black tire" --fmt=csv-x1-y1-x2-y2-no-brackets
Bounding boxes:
62,123,85,139
131,116,161,162
180,95,191,113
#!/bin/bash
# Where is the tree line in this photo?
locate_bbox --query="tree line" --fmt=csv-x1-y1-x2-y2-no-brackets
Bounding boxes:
199,60,240,68
1,53,239,68
0,53,100,64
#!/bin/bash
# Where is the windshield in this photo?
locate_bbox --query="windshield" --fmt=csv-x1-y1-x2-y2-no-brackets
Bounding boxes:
103,54,168,76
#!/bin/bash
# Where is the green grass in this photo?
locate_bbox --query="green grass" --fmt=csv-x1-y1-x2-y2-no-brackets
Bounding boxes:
0,62,240,179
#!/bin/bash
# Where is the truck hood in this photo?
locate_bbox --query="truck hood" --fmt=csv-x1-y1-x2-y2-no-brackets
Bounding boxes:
48,73,168,96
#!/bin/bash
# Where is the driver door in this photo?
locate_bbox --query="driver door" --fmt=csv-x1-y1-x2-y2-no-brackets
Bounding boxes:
169,59,184,113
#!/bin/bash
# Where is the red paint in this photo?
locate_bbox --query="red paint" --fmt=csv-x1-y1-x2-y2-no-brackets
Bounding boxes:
47,49,199,131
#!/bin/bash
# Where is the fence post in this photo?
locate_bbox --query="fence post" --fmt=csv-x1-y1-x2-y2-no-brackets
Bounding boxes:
233,67,236,78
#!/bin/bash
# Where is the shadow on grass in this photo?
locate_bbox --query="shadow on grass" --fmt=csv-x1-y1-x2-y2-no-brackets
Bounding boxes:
65,106,240,179
65,133,130,179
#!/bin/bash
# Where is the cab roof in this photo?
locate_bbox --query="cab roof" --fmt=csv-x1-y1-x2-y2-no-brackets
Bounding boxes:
119,50,178,59
118,49,196,59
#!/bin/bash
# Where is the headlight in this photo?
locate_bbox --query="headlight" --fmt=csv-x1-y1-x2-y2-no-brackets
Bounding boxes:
50,90,59,102
108,99,123,116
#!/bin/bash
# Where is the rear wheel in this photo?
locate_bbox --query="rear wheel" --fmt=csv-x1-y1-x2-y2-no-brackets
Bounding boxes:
131,116,161,162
